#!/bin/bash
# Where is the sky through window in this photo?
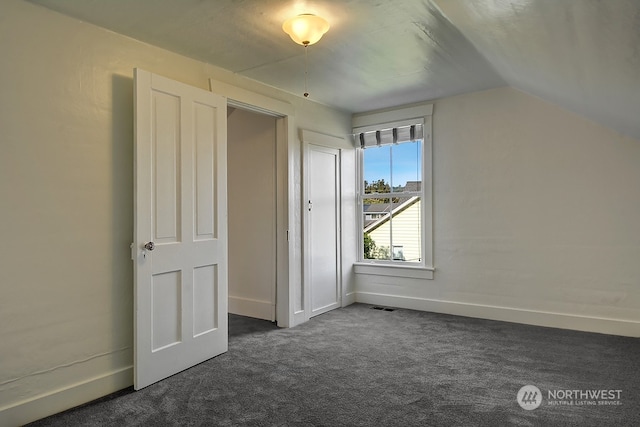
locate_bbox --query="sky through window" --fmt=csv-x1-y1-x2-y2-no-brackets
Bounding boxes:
363,140,422,189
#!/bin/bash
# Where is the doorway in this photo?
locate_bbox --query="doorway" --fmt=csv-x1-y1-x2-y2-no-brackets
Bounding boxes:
227,107,277,321
209,77,298,328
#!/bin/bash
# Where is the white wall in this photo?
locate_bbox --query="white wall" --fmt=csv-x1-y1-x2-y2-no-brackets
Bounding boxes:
355,86,640,337
227,108,277,320
0,1,352,424
12,0,637,422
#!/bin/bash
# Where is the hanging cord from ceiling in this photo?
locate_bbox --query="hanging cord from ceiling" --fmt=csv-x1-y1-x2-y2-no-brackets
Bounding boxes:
303,42,310,98
282,13,329,99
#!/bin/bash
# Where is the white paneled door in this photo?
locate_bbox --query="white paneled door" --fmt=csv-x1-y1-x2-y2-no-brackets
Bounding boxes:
306,143,341,318
133,69,228,390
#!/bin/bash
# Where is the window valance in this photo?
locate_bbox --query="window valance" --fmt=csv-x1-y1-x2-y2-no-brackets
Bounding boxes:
353,119,424,148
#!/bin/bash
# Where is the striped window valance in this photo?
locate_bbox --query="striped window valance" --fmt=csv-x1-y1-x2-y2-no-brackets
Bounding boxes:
353,118,424,148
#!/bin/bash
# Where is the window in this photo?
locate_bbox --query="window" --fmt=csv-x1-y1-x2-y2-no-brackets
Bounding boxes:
360,128,422,263
392,245,405,261
353,103,433,275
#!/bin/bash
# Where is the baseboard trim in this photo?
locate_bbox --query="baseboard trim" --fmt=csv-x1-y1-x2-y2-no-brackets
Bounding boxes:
1,366,133,426
355,292,640,337
292,310,306,326
229,296,275,321
343,292,356,306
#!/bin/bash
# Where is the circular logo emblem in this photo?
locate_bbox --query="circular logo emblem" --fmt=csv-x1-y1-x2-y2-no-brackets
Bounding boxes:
517,385,542,410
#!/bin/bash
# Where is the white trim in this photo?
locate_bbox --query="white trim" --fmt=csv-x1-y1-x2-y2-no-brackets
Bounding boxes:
352,103,433,128
0,367,132,426
209,78,297,328
354,263,434,280
209,79,294,117
354,102,434,272
422,115,433,268
353,118,424,135
355,292,640,337
228,296,275,321
344,292,357,306
293,310,306,326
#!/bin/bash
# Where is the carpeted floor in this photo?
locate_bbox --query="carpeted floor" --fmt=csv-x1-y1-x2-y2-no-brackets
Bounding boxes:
29,303,639,426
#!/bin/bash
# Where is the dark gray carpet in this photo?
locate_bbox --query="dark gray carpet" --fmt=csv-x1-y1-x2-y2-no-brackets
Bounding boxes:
29,304,639,426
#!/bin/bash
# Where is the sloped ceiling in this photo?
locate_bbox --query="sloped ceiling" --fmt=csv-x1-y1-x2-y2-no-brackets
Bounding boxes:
28,0,640,139
436,0,640,141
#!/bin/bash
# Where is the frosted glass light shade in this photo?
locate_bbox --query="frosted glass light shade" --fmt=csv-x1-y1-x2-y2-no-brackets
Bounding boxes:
282,14,330,46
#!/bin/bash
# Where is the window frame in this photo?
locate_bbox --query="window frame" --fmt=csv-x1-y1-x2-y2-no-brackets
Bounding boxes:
353,103,434,279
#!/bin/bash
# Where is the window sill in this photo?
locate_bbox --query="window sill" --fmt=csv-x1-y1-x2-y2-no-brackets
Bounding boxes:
353,262,434,280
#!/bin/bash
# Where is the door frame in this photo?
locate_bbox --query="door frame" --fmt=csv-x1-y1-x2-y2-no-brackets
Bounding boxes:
301,129,344,321
209,79,298,327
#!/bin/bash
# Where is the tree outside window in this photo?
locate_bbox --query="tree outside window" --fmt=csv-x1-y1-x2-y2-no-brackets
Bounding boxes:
361,140,423,263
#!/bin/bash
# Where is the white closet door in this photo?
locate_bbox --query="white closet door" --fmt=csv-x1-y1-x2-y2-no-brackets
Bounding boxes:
305,142,341,318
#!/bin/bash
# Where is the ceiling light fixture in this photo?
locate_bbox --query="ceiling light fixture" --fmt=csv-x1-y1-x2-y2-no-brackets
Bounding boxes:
282,14,330,98
282,14,330,46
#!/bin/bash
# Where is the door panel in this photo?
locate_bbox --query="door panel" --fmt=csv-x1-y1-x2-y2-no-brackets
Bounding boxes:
193,265,218,336
194,103,217,239
152,271,181,351
306,144,341,317
153,91,181,243
134,69,228,390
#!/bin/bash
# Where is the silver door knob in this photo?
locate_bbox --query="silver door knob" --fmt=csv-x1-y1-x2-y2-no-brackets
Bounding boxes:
144,242,155,251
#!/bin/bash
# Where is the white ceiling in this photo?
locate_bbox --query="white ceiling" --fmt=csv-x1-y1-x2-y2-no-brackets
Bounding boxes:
29,0,640,140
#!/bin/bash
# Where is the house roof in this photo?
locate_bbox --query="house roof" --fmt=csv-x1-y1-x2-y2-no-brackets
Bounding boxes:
29,0,640,140
363,181,422,228
403,181,421,192
364,196,420,233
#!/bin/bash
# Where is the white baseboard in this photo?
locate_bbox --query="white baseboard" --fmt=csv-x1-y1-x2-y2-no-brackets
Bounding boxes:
343,292,356,306
355,292,640,337
0,366,132,427
229,296,275,321
292,310,307,327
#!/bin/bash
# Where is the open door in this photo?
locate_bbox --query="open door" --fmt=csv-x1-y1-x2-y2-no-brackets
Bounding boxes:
133,69,228,389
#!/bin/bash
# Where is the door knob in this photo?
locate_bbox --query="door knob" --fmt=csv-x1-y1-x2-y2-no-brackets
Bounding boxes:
144,242,155,251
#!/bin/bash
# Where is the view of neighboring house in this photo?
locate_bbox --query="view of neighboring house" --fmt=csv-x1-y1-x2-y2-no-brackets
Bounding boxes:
363,181,422,262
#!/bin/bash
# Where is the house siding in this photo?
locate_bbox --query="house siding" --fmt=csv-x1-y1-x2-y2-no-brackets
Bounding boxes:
368,199,422,262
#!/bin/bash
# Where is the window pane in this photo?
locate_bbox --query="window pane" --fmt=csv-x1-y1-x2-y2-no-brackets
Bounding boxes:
391,140,421,191
390,197,421,262
363,146,391,194
361,137,424,264
392,246,405,261
363,197,391,260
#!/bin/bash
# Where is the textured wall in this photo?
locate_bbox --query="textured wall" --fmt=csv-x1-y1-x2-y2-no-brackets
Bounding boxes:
0,0,351,423
356,87,640,335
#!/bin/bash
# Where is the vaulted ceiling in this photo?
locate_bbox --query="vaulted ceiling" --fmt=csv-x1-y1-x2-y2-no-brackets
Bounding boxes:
29,0,640,140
